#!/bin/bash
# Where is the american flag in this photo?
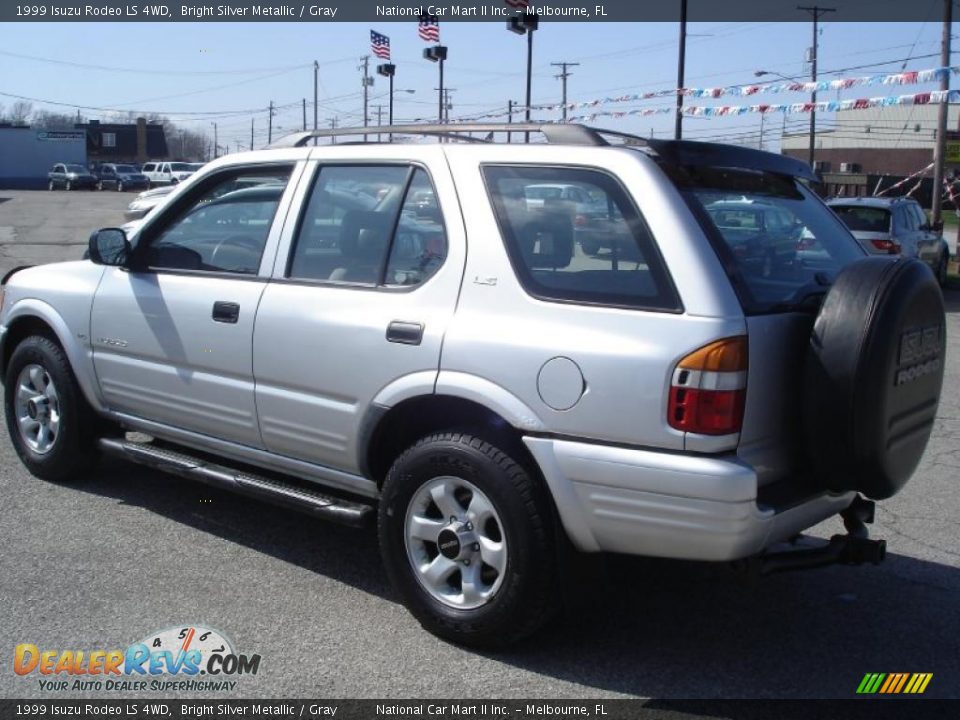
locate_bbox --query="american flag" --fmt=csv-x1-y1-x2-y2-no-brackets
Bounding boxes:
418,16,440,42
370,30,390,60
504,0,529,7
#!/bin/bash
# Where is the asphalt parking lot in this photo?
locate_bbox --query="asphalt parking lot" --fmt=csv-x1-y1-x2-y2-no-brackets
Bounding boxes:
0,190,958,700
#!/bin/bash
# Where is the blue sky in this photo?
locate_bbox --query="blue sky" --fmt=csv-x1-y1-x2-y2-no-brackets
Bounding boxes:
0,16,953,151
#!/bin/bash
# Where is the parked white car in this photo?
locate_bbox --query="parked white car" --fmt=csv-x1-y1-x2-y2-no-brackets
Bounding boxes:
140,161,196,187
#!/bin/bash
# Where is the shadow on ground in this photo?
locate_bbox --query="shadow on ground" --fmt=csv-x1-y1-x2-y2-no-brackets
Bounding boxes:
71,457,960,699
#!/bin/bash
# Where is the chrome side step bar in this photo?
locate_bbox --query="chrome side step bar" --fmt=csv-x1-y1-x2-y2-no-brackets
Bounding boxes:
98,437,374,528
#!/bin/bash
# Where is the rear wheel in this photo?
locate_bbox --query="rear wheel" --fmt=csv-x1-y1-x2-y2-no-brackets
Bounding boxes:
378,432,559,647
4,336,99,482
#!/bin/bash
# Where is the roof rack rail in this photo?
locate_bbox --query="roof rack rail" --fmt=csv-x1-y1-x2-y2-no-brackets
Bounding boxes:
268,123,650,149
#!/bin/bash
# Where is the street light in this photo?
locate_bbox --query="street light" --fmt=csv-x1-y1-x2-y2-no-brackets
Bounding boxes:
507,12,539,142
753,70,800,153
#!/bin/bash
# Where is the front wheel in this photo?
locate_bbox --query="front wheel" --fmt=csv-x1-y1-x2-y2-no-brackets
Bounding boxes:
117,181,124,192
378,432,559,647
64,180,72,191
4,335,99,481
48,180,55,191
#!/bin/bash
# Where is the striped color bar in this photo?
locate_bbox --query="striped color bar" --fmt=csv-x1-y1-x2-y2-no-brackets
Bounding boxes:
857,672,933,694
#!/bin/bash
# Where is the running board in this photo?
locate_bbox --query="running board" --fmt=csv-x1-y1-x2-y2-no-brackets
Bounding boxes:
98,437,374,528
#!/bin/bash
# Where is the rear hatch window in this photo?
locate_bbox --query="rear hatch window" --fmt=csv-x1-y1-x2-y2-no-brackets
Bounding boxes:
829,205,891,234
677,166,864,313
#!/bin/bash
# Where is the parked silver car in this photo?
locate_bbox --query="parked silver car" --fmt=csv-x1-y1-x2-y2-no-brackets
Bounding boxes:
123,185,176,221
0,125,946,647
827,196,950,286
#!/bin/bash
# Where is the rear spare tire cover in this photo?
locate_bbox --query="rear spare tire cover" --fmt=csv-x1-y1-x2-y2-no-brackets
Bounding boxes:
804,257,946,499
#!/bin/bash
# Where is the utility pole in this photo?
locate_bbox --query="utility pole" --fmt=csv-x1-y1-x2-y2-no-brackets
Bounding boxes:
436,88,455,123
507,99,515,143
211,122,218,159
250,118,254,151
313,60,319,146
359,55,373,139
267,101,275,145
675,0,687,139
329,117,338,145
931,0,952,226
374,104,385,142
758,112,765,150
551,61,579,122
302,98,307,131
799,5,836,168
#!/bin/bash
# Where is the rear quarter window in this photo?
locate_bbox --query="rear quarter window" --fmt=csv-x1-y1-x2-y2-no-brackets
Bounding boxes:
482,165,681,312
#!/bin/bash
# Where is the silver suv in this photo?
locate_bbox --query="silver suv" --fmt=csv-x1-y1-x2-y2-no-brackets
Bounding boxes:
827,196,951,286
0,125,946,646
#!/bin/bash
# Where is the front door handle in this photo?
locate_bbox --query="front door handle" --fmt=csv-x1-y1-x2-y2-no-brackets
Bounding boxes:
386,321,424,345
212,301,240,324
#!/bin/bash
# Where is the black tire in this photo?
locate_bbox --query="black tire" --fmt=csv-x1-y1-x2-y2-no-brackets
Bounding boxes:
580,239,600,256
4,335,99,482
804,257,946,499
96,181,103,191
378,432,559,647
117,181,124,192
48,180,55,191
64,180,72,191
937,251,949,288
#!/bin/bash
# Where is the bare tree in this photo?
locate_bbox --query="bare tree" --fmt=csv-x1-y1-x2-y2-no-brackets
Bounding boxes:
9,101,33,125
31,110,77,130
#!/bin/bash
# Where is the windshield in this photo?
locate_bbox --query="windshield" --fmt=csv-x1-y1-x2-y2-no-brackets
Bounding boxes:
680,167,865,313
115,165,138,174
170,163,192,172
829,205,891,233
66,165,87,173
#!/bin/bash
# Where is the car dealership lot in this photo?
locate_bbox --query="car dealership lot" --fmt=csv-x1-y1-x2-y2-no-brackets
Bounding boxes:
0,190,958,699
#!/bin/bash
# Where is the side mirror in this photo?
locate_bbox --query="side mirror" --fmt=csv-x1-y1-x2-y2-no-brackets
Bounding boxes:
88,228,130,266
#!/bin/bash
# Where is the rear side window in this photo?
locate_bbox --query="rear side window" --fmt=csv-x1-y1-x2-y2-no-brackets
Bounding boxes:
483,165,680,312
289,165,447,288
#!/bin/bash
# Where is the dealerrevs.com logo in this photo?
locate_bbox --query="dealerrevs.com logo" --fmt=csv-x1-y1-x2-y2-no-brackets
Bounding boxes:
14,625,261,692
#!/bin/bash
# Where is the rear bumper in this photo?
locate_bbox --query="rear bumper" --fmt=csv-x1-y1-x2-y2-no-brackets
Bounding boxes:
523,436,856,561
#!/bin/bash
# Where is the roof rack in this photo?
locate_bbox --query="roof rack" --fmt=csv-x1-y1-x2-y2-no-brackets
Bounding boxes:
268,123,650,149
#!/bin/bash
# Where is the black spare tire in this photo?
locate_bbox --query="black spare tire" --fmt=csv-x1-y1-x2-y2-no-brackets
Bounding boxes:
804,257,945,500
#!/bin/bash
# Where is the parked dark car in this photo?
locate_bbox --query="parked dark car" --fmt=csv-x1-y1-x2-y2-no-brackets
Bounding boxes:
47,163,97,191
705,199,803,277
95,164,149,192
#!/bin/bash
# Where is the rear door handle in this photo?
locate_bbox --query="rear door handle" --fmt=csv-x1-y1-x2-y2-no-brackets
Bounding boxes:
212,301,240,324
386,321,424,345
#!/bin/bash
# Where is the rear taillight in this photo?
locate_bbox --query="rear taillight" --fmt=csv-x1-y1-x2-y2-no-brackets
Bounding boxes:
668,337,748,436
871,239,900,254
574,214,588,227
